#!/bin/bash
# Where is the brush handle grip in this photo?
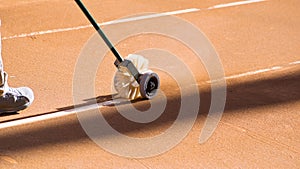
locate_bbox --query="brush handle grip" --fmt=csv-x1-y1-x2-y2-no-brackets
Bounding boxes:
74,0,123,62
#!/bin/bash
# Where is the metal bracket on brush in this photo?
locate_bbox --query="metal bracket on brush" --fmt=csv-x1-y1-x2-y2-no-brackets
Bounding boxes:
114,59,141,83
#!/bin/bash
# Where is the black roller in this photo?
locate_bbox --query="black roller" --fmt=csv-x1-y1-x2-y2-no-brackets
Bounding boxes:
139,71,160,99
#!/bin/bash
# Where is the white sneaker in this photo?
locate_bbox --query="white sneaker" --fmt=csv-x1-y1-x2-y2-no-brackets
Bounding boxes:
0,87,34,113
0,72,34,113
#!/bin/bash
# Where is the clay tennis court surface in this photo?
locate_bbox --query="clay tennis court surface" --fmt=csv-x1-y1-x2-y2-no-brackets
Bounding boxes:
0,0,299,168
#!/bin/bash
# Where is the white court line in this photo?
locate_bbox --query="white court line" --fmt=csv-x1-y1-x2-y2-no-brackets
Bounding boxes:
208,0,266,9
0,101,112,129
1,0,267,40
103,8,200,25
208,66,283,83
225,66,282,80
207,61,300,84
289,61,300,65
0,110,77,129
2,8,200,40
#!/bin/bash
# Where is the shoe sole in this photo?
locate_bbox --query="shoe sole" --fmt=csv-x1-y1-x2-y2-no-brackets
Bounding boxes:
0,101,30,113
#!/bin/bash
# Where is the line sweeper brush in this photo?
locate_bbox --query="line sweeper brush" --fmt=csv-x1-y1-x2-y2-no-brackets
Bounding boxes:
75,0,160,100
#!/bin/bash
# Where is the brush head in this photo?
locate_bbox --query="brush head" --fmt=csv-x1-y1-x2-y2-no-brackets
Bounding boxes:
113,54,150,100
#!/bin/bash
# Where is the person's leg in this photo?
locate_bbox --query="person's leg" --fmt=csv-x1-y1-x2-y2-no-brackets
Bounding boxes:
0,20,9,96
0,20,2,70
0,20,6,95
0,20,34,113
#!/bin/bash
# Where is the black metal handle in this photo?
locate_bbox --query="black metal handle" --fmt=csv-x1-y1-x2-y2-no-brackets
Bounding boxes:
74,0,123,62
